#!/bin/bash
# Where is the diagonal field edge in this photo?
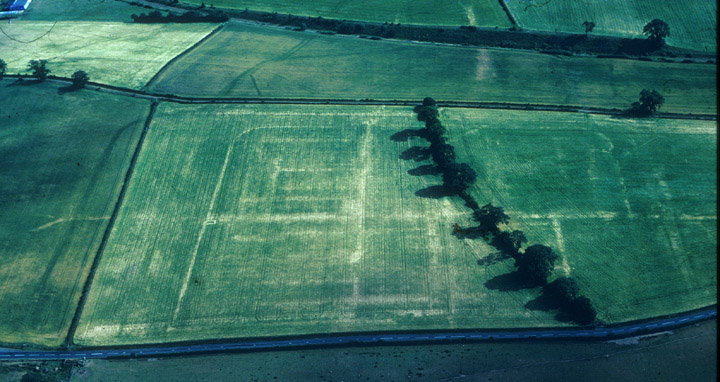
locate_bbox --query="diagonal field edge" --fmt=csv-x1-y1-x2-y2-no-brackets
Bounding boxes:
63,101,159,348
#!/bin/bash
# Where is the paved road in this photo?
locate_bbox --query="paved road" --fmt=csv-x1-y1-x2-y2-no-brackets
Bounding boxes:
0,306,714,360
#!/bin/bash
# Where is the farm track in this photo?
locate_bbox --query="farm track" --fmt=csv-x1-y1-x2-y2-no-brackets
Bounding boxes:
3,75,716,121
0,306,715,359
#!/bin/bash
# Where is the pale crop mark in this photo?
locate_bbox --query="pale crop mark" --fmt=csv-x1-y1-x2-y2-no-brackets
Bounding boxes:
170,138,235,327
31,216,110,232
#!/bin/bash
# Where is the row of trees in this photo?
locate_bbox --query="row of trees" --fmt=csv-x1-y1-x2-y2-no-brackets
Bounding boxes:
411,99,596,325
414,97,478,194
581,19,670,47
131,10,228,23
3,59,89,89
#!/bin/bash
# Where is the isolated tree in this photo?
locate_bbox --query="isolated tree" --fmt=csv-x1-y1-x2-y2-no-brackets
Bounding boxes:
0,59,6,80
643,19,670,46
568,296,597,325
473,203,509,232
628,89,664,116
71,70,89,89
543,276,580,308
442,162,477,192
491,230,527,257
582,21,595,37
515,244,558,286
27,59,50,81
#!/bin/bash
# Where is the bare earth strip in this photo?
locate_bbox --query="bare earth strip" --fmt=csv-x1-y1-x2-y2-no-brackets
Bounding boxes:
75,104,715,346
148,21,716,115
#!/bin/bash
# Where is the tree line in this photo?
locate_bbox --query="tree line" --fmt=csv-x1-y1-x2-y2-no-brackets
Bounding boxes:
409,98,597,325
131,10,228,23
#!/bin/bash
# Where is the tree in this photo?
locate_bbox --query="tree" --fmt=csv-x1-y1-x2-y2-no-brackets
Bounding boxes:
582,21,595,37
27,59,50,81
415,105,439,123
628,89,664,116
643,19,670,46
543,276,580,308
0,59,6,80
515,244,558,286
473,203,509,233
430,141,455,166
442,162,477,192
491,230,527,257
568,296,597,325
71,70,89,89
425,119,446,141
422,97,437,107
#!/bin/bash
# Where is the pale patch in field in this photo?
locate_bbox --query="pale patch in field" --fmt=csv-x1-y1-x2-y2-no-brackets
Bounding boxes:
518,212,617,220
475,50,494,80
31,216,110,231
551,218,571,275
464,4,477,26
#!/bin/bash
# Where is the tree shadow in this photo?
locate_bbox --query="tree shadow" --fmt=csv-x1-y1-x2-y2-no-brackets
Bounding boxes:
415,185,455,199
8,78,42,87
476,251,511,266
458,191,479,210
390,128,426,142
618,38,655,55
399,146,431,161
484,271,537,292
57,85,79,95
525,291,577,323
407,164,440,176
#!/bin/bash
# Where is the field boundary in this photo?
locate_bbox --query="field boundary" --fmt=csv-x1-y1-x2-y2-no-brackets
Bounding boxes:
2,76,716,121
2,305,715,358
124,0,716,62
63,101,159,348
497,0,518,28
142,23,226,91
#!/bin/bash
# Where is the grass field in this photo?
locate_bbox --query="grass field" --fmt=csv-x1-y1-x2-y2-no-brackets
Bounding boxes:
148,22,717,114
75,103,715,346
444,108,716,323
0,22,216,89
74,103,561,346
182,0,511,27
17,0,153,21
0,81,150,346
506,0,716,52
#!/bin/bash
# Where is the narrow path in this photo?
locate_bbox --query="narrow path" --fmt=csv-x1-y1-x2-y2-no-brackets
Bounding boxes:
0,306,715,360
3,76,715,121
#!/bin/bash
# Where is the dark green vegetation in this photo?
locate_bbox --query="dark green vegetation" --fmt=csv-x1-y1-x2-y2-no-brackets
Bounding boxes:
17,0,152,21
179,0,511,27
505,0,716,52
443,108,716,323
0,81,150,346
148,22,716,114
66,319,717,382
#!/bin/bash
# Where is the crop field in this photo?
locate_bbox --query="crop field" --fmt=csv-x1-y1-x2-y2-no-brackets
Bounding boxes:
443,108,716,323
148,22,717,115
0,22,216,89
75,103,715,346
74,103,562,346
505,0,716,52
0,81,150,346
182,0,510,27
17,0,153,21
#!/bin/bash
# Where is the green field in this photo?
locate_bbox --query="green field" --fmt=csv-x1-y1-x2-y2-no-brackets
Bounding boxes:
148,22,716,114
0,81,150,346
17,0,152,21
445,108,716,322
0,22,216,89
74,103,561,346
506,0,717,52
183,0,510,27
75,103,715,346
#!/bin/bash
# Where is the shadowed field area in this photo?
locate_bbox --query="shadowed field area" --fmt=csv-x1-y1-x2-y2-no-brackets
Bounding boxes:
0,81,150,346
